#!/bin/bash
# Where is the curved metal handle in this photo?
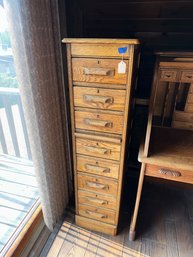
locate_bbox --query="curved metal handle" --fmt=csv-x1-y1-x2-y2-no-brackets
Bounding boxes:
159,169,181,177
85,146,111,155
84,118,112,128
85,164,110,173
83,94,114,104
85,210,107,219
187,75,193,79
86,197,108,205
83,67,114,76
86,181,108,190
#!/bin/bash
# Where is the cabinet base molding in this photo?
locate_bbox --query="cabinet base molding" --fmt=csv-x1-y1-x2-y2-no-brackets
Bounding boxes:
75,215,117,236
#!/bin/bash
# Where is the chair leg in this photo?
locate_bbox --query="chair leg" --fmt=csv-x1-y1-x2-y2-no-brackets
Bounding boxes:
129,163,146,241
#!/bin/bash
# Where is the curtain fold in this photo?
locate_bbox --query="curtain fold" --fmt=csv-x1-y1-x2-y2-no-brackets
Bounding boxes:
4,0,70,230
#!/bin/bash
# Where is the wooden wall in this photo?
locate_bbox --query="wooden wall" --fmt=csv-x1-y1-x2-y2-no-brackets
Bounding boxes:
62,0,193,166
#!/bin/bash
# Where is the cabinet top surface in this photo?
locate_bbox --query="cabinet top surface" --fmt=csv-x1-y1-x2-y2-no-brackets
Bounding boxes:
62,38,140,45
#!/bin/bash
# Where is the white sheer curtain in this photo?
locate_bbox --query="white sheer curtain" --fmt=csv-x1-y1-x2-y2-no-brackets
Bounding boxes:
4,0,71,230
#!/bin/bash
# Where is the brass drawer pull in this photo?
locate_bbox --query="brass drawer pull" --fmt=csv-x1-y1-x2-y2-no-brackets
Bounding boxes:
86,181,109,190
84,118,113,128
83,67,114,76
85,146,111,155
85,210,107,219
86,197,108,205
85,164,110,173
158,169,181,177
83,94,114,104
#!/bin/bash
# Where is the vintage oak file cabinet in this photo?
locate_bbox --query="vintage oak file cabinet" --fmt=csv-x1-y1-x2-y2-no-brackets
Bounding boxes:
62,38,140,235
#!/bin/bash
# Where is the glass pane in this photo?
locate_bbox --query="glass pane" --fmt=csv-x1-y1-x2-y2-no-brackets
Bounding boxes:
0,4,39,254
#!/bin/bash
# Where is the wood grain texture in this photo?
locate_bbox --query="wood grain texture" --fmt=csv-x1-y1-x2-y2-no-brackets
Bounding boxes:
72,58,128,85
76,137,121,161
75,110,124,134
71,43,130,58
145,164,193,184
63,39,139,235
76,154,120,179
78,204,116,224
73,86,126,111
77,173,118,196
172,120,193,131
173,111,193,123
76,215,117,236
78,190,117,210
139,127,193,172
62,38,139,44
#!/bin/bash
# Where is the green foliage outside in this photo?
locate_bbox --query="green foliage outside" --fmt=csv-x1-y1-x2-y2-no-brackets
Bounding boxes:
0,31,11,48
0,73,19,88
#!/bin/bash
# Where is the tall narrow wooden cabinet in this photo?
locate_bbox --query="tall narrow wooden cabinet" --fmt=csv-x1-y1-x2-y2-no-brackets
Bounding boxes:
62,38,140,235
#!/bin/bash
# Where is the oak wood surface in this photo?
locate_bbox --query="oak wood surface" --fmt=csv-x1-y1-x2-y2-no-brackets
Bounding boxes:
77,189,117,210
77,173,118,196
62,38,140,44
73,86,126,111
75,110,124,134
145,164,193,184
76,154,120,179
139,127,193,172
72,58,128,85
78,204,116,224
71,43,130,58
76,137,121,161
76,215,117,236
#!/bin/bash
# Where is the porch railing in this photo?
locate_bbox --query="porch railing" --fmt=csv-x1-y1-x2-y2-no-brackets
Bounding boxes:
0,87,32,160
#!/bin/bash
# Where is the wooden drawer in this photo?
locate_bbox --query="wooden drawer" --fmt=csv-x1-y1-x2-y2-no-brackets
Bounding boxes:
160,69,178,82
190,84,193,93
172,120,193,131
71,43,130,58
77,173,118,196
72,58,128,85
75,110,124,134
145,164,193,184
76,137,121,161
173,111,193,123
78,204,116,225
76,155,119,179
78,190,117,210
187,93,193,103
73,86,126,111
180,71,193,82
185,103,193,113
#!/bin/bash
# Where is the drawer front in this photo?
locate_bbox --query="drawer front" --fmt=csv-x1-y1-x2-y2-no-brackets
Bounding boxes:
173,111,193,123
77,173,118,196
190,84,193,93
187,94,193,103
75,110,124,134
78,204,116,225
72,58,128,85
73,86,126,111
145,164,193,184
172,120,193,131
181,71,193,82
185,103,193,113
160,69,178,81
76,138,121,161
77,155,119,179
78,190,117,210
71,43,130,58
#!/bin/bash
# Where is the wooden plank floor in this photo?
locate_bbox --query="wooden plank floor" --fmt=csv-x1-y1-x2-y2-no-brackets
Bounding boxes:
44,180,193,257
0,154,39,253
